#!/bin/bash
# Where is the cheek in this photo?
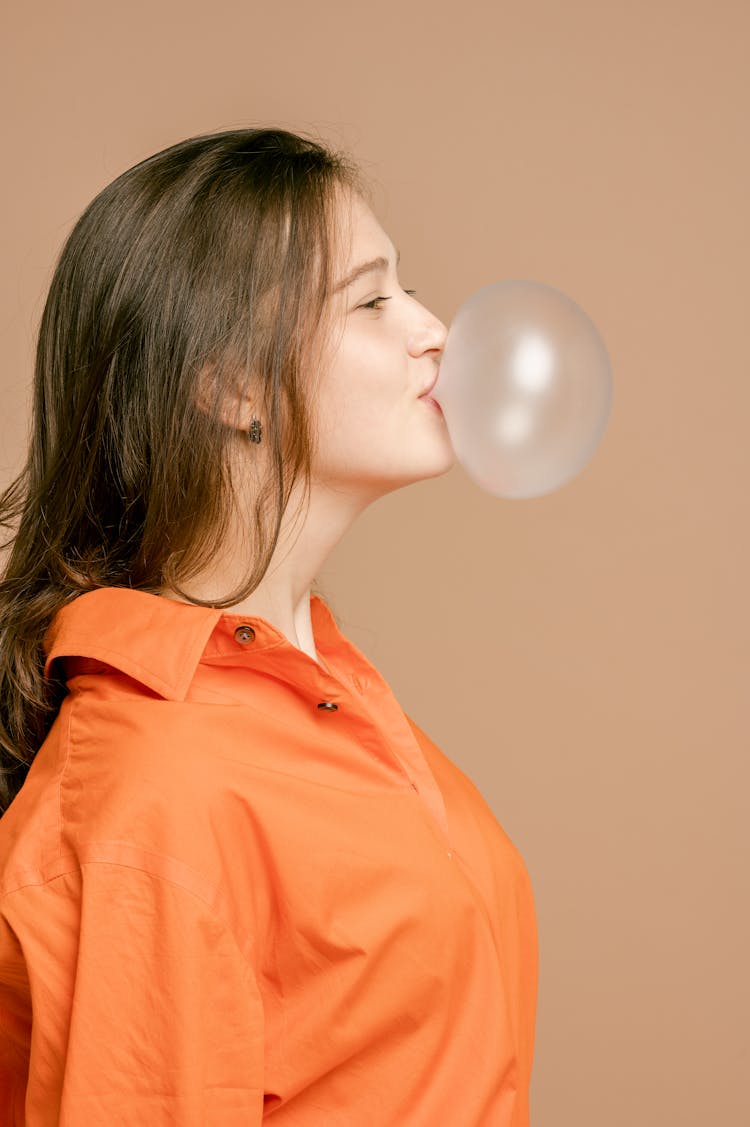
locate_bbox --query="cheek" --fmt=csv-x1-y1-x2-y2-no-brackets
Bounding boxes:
312,327,406,438
313,366,395,466
335,329,402,394
316,383,381,451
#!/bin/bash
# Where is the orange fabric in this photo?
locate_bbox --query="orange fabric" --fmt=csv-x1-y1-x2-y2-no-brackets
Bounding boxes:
0,587,538,1125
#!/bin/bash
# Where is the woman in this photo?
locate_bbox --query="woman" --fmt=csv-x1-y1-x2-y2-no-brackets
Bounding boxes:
0,127,538,1125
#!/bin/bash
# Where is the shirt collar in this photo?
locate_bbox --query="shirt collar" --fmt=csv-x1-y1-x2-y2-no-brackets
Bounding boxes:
43,587,348,701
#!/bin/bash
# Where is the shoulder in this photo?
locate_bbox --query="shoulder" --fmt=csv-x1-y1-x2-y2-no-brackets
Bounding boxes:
0,688,242,902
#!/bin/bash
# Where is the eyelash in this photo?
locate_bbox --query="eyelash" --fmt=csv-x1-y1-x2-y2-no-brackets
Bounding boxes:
361,289,417,311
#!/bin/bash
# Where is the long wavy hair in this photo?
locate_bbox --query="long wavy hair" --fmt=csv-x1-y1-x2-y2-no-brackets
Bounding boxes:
0,125,367,814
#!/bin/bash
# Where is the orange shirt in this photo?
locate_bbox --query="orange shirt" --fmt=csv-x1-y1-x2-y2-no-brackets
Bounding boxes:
0,587,538,1125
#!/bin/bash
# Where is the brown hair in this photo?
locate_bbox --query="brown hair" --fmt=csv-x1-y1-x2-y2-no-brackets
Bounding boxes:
0,126,367,813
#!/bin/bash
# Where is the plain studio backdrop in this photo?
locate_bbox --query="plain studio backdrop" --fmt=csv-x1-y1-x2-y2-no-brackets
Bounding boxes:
1,2,747,1123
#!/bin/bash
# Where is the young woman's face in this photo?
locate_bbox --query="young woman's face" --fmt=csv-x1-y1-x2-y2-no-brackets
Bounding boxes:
311,190,456,501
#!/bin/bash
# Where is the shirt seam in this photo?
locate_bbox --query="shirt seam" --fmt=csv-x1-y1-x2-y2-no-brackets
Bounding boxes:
50,693,255,962
0,857,257,969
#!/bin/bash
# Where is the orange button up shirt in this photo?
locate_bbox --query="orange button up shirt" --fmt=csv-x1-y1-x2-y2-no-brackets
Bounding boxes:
0,587,538,1125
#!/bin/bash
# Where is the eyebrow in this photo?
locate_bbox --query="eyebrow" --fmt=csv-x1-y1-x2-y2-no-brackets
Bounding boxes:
332,249,401,294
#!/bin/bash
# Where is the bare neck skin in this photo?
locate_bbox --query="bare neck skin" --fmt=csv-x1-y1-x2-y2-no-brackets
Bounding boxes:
160,476,373,669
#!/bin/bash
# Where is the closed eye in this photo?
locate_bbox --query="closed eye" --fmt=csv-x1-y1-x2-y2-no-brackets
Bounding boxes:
361,289,417,311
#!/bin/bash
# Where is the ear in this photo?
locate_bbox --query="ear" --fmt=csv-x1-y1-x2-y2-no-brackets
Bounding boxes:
193,357,262,433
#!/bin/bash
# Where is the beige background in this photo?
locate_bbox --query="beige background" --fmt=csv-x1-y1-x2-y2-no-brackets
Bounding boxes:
2,1,748,1122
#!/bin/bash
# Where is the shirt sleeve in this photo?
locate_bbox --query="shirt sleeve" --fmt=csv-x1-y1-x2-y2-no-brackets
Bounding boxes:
1,862,265,1126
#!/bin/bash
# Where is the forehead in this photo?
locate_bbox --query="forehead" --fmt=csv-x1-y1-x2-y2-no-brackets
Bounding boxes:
335,188,394,262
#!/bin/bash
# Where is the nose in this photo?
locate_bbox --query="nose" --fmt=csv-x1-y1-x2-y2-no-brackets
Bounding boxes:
409,307,449,359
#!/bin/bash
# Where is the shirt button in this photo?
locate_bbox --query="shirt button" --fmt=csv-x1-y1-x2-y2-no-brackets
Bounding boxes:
446,850,453,860
234,625,256,644
317,701,338,711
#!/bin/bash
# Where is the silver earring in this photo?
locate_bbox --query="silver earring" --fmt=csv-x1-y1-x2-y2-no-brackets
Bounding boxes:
248,417,262,444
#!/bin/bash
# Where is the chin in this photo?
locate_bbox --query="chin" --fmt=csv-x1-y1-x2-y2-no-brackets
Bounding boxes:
423,439,458,478
419,456,457,481
391,452,459,493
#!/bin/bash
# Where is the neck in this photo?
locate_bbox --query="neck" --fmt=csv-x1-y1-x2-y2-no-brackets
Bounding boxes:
159,477,370,660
